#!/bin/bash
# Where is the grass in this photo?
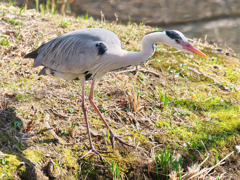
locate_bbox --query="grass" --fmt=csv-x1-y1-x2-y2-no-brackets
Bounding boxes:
0,2,240,180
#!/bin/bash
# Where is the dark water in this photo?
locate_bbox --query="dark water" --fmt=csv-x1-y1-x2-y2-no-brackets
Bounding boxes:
161,16,240,53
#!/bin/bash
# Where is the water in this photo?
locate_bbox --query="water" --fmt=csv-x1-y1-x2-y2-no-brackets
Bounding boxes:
161,16,240,53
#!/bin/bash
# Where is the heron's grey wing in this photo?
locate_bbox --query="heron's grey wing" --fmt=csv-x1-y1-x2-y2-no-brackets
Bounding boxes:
28,28,121,74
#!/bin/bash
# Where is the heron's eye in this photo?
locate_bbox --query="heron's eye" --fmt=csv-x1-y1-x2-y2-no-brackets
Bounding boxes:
175,39,180,43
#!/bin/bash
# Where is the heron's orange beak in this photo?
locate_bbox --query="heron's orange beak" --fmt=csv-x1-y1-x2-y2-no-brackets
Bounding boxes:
181,41,208,58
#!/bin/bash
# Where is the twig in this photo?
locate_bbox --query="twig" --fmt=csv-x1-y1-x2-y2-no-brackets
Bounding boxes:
150,144,163,158
199,140,209,167
44,122,61,144
48,108,68,118
203,151,234,178
183,140,209,179
187,66,229,91
116,67,160,77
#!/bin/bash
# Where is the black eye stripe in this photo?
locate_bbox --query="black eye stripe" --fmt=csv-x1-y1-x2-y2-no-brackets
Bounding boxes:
166,30,182,40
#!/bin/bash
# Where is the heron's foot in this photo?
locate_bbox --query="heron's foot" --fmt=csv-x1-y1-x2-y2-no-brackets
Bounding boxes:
80,145,113,162
110,132,135,149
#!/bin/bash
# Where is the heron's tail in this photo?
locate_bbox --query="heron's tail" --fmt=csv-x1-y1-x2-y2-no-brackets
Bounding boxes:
24,49,39,59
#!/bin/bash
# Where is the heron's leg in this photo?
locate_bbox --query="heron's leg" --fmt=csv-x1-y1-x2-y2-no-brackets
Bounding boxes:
80,85,110,161
89,80,135,149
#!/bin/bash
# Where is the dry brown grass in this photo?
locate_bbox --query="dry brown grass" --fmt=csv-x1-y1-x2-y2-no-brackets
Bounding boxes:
1,3,240,180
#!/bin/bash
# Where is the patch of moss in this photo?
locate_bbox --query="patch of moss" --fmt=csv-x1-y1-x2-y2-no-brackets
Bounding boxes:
0,155,21,179
61,148,79,171
156,120,170,128
133,133,152,151
23,149,44,163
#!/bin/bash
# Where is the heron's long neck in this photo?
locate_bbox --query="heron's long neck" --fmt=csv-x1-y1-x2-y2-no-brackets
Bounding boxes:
112,32,166,69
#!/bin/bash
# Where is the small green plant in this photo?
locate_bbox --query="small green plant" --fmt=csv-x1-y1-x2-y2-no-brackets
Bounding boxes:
18,135,22,151
2,8,5,16
70,122,77,129
17,22,21,38
46,0,51,12
35,0,39,12
19,3,25,15
14,121,22,134
61,129,68,136
53,4,56,14
85,12,88,20
169,117,172,127
58,160,62,167
1,156,6,165
7,0,12,7
98,106,107,113
105,131,110,146
42,2,46,13
106,131,110,140
157,87,169,108
77,16,81,21
155,150,182,180
214,154,218,164
5,18,23,24
0,37,9,47
59,20,72,28
110,160,120,180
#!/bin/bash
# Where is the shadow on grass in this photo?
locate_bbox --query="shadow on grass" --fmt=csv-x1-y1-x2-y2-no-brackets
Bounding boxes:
0,107,37,180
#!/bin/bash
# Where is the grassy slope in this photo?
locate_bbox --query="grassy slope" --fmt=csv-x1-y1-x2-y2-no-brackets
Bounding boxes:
0,3,240,180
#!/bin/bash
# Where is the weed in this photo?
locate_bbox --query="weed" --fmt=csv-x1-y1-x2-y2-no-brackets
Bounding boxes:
214,153,218,165
126,85,141,112
85,12,88,20
7,0,12,7
53,4,56,14
46,0,51,12
17,22,21,38
98,106,107,113
0,37,9,47
58,160,62,167
18,135,22,151
61,129,68,136
155,150,182,180
77,16,81,21
41,2,46,13
5,18,23,24
106,131,110,140
19,3,25,15
1,156,6,165
0,3,239,179
59,20,72,28
70,122,77,129
15,121,22,129
110,160,120,180
35,0,39,12
157,87,169,109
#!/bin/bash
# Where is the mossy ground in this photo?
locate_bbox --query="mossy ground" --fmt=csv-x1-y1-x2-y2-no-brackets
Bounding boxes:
0,3,240,180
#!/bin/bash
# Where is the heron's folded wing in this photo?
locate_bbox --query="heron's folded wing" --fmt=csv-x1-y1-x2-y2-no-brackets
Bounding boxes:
32,34,102,74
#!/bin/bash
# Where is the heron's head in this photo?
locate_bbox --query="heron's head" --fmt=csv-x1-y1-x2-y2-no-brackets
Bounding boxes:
162,30,208,58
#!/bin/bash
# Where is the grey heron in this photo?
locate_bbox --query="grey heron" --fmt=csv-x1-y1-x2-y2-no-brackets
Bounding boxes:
25,28,207,160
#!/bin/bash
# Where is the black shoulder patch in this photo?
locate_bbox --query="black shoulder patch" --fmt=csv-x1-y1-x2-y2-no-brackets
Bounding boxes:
84,71,92,81
73,77,80,80
96,42,108,56
165,30,182,40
